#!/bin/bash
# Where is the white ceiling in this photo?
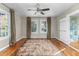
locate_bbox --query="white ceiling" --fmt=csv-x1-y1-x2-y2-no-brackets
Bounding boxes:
4,3,75,17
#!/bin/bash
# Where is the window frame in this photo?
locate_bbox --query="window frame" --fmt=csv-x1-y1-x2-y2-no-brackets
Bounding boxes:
0,8,11,40
40,19,48,34
31,19,47,34
31,19,39,34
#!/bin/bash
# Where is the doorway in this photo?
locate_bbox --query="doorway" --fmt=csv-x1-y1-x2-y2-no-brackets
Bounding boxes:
31,17,47,38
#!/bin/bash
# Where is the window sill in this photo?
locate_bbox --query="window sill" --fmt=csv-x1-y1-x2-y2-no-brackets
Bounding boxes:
0,36,9,41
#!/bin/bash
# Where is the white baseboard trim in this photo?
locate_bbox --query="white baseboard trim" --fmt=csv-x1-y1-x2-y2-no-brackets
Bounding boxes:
68,44,79,52
16,37,27,42
16,37,23,42
0,45,9,51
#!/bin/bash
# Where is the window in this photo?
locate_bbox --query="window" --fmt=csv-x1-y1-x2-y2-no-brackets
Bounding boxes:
0,9,10,39
40,20,47,33
31,19,47,34
0,5,10,51
31,20,38,33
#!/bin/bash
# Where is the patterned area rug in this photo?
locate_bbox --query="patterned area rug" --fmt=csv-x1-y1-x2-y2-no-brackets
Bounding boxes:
16,39,64,56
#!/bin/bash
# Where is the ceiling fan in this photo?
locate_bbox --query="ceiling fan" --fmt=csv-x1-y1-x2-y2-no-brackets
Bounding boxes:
27,3,50,15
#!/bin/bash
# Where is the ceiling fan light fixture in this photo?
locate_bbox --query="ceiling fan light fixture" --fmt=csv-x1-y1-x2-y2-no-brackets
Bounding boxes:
27,3,50,15
41,12,44,15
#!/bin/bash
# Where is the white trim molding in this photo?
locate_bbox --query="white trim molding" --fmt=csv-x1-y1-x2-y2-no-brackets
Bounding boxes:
0,45,9,51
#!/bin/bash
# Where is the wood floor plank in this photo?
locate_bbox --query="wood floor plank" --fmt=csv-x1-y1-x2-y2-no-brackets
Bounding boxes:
0,38,27,56
50,38,79,56
0,38,79,56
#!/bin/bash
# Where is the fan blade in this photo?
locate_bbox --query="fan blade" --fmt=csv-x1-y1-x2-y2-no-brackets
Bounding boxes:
41,12,44,15
27,9,36,11
42,8,50,11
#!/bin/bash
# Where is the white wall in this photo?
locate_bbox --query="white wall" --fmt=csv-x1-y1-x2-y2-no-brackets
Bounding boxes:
15,13,27,41
51,17,58,39
15,12,22,41
21,17,27,38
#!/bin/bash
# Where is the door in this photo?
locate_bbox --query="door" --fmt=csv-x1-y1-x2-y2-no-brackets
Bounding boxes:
31,17,47,38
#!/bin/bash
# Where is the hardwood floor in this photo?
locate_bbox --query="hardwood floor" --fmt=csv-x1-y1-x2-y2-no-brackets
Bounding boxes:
0,38,27,56
50,38,79,56
70,41,79,50
0,38,79,56
16,39,62,56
